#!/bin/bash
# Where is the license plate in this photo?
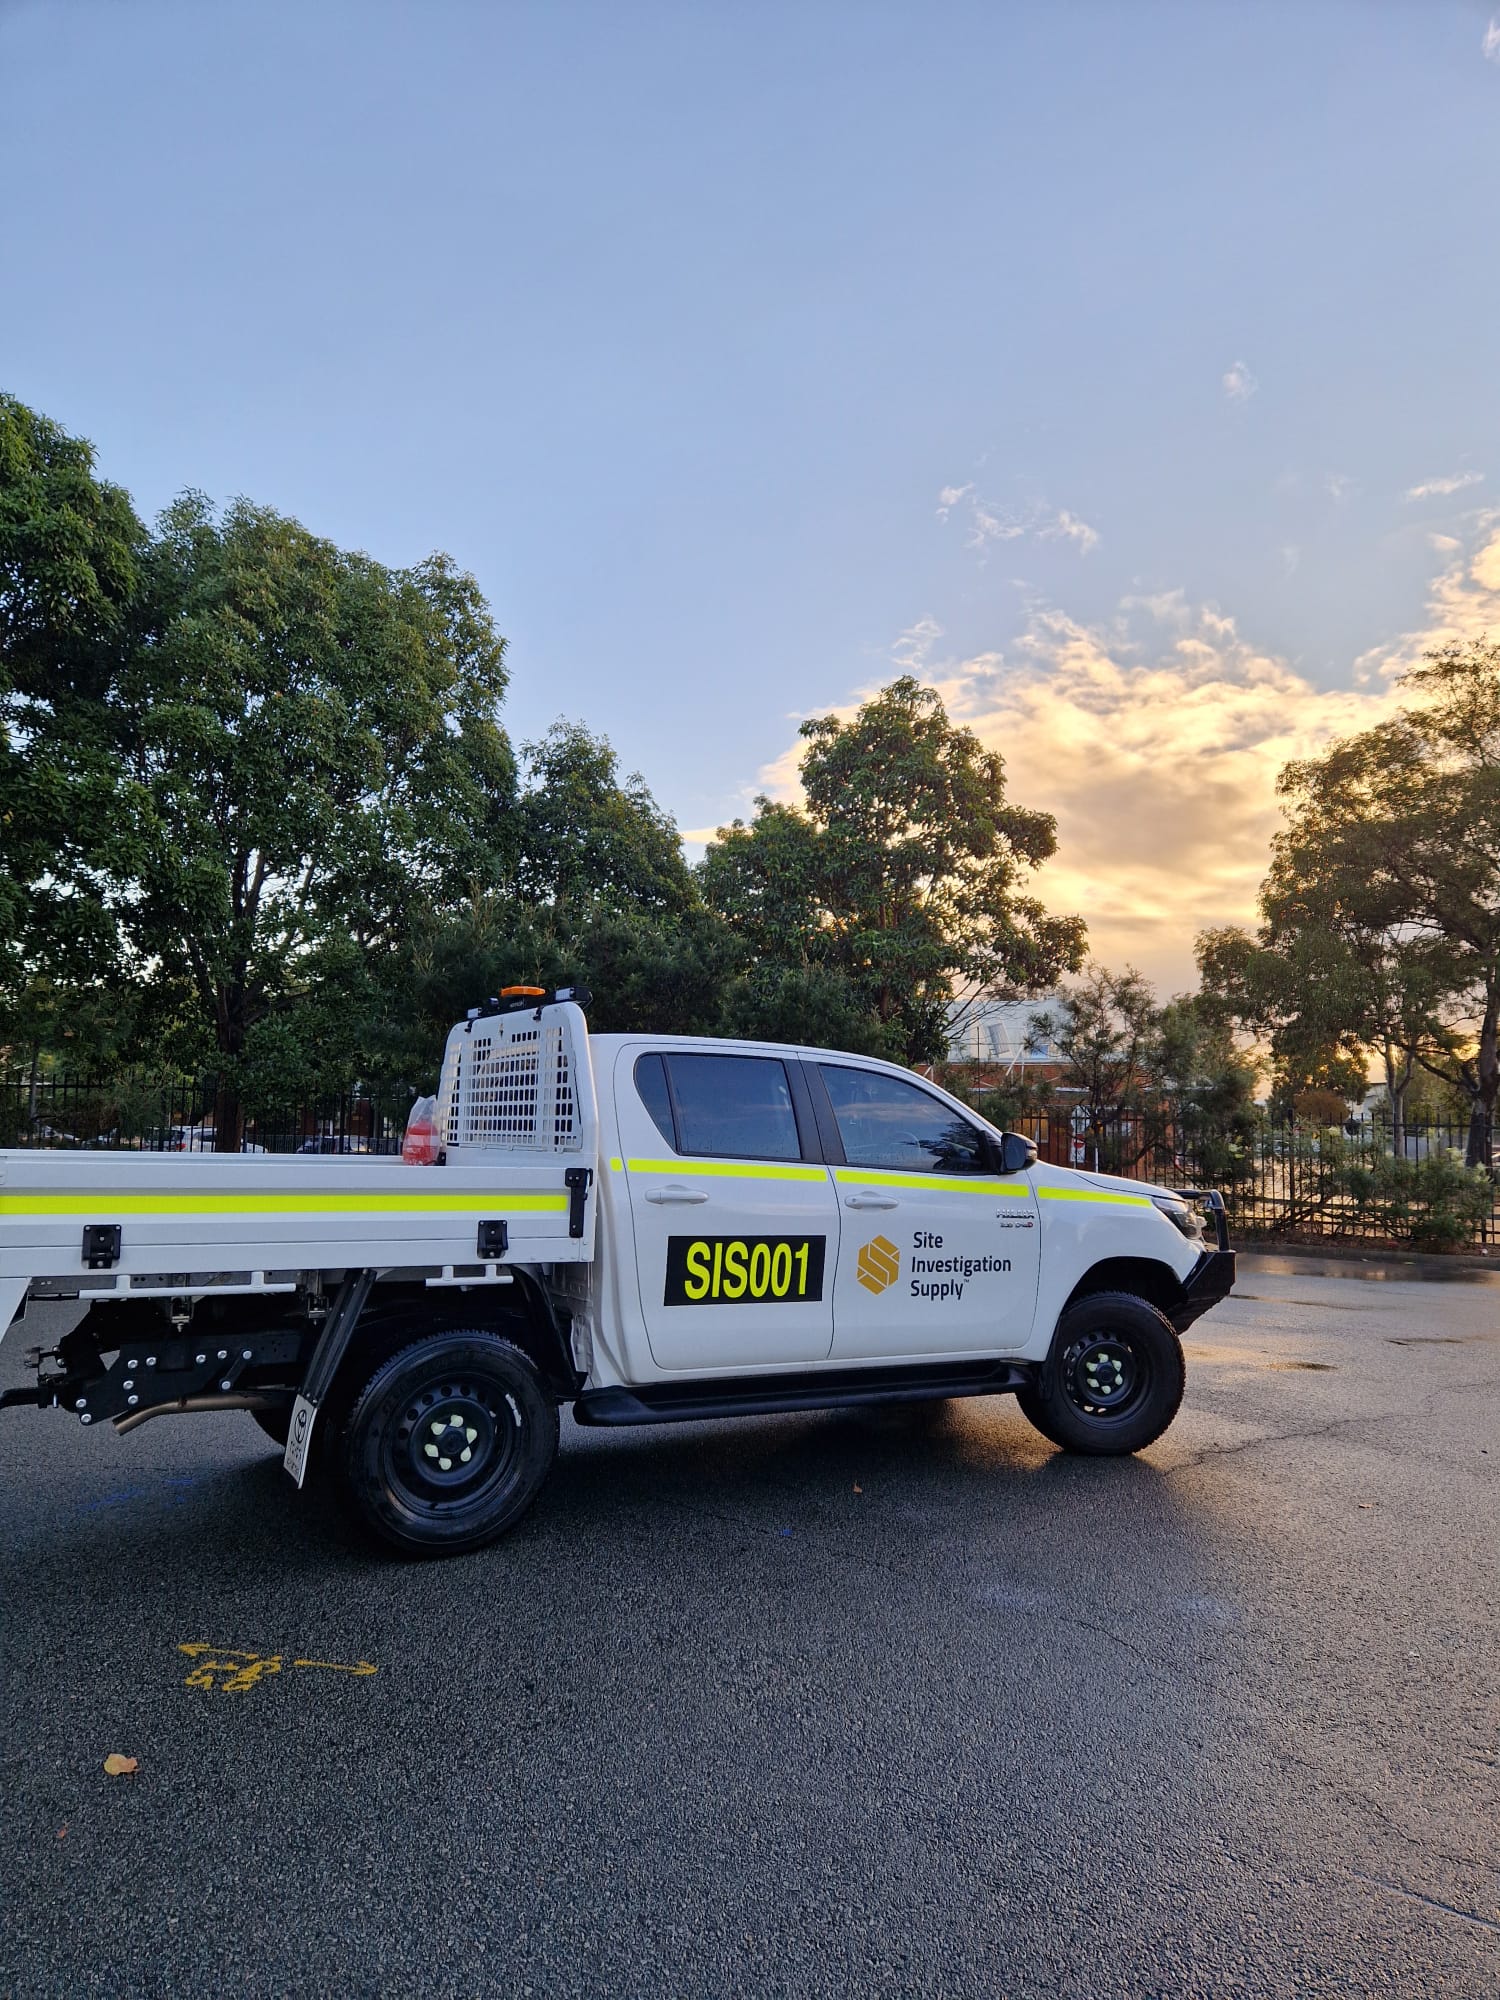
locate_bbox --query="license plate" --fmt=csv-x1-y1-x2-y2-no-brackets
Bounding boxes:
282,1394,318,1488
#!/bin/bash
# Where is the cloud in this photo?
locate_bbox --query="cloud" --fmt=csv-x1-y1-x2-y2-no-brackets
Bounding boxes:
1353,513,1500,678
1404,470,1484,500
937,485,1099,558
1041,510,1100,555
892,616,943,669
1484,17,1500,62
1221,360,1258,403
1324,473,1352,503
926,603,1403,987
968,504,1026,549
712,518,1500,991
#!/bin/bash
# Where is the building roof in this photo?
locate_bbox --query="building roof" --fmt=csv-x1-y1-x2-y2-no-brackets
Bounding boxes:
944,996,1065,1067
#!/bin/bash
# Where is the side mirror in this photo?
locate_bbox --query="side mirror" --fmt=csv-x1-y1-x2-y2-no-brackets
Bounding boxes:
999,1131,1038,1174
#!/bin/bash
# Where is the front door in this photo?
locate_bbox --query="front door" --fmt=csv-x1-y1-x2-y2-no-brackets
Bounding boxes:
615,1046,839,1373
812,1060,1040,1361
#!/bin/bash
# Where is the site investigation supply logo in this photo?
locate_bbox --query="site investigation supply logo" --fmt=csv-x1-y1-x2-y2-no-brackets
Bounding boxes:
856,1234,900,1295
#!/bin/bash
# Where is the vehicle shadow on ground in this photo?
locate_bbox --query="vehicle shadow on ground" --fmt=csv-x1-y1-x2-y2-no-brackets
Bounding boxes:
13,1395,1209,1605
539,1394,1204,1564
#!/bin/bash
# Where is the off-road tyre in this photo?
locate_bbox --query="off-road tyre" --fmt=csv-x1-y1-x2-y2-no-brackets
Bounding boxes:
1013,1382,1062,1446
1020,1291,1185,1456
341,1330,559,1556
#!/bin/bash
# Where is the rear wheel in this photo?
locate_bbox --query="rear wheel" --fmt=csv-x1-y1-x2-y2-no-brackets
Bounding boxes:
1019,1292,1185,1456
341,1331,558,1555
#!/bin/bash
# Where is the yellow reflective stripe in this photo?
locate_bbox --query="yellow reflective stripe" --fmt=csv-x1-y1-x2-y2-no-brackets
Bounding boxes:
0,1191,569,1217
833,1168,1028,1197
609,1156,624,1171
624,1157,827,1183
1037,1186,1153,1209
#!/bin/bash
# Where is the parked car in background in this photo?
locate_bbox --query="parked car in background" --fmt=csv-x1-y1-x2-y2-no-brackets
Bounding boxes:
161,1126,267,1154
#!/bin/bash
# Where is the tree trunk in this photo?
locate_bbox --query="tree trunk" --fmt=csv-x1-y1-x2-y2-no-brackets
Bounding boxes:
1384,1044,1411,1162
214,979,247,1153
1466,1006,1498,1172
213,1078,244,1154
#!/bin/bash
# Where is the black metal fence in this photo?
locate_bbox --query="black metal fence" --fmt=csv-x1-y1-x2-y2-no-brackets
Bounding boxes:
997,1109,1496,1249
4,1069,1495,1249
0,1070,419,1157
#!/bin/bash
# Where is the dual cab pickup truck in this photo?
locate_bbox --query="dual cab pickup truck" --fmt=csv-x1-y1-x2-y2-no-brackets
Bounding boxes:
0,991,1234,1555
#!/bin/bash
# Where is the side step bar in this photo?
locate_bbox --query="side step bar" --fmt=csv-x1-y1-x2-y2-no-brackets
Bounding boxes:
573,1358,1033,1428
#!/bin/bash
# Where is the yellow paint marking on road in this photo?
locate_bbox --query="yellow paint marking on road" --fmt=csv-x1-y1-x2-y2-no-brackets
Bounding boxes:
179,1643,282,1693
178,1642,376,1692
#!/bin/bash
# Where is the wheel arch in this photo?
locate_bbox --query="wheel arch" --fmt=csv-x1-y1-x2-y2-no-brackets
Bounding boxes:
1060,1256,1186,1323
334,1273,580,1400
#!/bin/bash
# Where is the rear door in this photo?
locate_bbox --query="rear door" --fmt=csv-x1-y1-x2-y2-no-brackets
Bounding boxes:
811,1060,1040,1361
614,1047,839,1372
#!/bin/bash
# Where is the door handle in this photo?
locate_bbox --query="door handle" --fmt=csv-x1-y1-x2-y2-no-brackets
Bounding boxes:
644,1185,710,1205
844,1193,899,1210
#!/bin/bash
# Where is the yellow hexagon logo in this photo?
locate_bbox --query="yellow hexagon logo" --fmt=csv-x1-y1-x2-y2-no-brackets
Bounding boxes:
856,1234,900,1295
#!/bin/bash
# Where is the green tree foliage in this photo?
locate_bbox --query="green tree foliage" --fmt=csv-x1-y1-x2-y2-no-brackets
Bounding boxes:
0,395,144,692
0,397,148,1029
513,722,696,918
1024,964,1259,1178
1028,964,1160,1167
109,495,514,1140
1195,924,1371,1118
365,726,738,1086
1154,990,1262,1180
1201,640,1500,1166
702,676,1086,1065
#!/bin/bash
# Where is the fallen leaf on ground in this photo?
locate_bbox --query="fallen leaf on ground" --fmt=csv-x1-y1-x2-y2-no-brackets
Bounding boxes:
853,1484,862,1494
102,1754,138,1777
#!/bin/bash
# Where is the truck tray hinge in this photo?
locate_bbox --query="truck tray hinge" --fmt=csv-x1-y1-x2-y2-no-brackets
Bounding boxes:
565,1167,593,1240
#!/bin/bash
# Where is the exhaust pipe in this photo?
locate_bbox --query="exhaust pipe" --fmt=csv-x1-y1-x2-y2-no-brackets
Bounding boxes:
112,1391,287,1436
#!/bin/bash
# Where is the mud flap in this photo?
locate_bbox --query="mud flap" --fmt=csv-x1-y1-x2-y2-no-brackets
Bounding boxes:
281,1270,374,1486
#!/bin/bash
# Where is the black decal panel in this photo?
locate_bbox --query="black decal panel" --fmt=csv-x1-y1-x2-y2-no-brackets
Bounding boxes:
664,1235,827,1307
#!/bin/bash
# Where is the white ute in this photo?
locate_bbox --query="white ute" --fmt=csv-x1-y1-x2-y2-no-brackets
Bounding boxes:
0,990,1235,1555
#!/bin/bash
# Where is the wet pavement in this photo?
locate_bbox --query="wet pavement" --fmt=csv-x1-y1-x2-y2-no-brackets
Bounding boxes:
1,1253,1496,1997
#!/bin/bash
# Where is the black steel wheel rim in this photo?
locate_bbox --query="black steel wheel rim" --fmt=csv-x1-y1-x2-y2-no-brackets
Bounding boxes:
1061,1333,1149,1422
386,1375,518,1512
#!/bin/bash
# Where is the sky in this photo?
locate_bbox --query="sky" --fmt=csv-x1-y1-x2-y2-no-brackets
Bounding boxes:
4,0,1499,993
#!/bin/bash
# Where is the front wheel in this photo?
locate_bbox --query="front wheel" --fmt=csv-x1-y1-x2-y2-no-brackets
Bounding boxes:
341,1332,559,1555
1019,1292,1185,1456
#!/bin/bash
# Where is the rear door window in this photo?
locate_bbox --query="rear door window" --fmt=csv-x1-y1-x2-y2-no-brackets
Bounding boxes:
665,1053,803,1161
632,1053,677,1149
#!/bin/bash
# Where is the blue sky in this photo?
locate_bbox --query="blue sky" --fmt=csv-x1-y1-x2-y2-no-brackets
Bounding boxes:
4,0,1499,986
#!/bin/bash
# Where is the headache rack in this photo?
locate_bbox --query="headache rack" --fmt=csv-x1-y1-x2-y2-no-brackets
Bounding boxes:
435,990,593,1159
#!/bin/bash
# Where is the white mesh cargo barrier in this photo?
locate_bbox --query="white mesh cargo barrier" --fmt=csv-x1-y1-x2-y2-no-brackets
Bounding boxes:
436,1002,587,1155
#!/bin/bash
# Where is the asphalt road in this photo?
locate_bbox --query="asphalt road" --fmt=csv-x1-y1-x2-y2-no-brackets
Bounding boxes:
1,1256,1497,1999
